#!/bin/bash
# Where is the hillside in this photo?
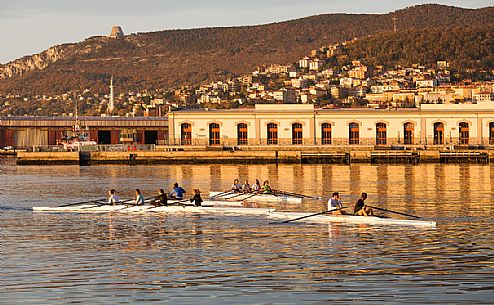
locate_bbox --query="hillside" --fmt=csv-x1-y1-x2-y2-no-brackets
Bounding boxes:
0,4,493,95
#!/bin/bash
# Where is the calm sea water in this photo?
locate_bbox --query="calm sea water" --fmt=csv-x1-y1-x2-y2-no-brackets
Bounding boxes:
1,157,493,304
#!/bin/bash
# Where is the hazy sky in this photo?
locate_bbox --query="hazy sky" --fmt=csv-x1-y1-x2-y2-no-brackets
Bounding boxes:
0,0,492,64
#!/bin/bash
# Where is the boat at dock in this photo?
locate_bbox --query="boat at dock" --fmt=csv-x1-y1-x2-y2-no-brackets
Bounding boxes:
209,191,302,204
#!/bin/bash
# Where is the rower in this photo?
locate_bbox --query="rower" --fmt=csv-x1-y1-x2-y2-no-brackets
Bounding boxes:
252,179,261,193
190,189,203,206
154,189,168,206
134,189,145,206
327,192,345,215
242,180,251,193
108,189,120,205
354,192,373,216
261,180,272,194
170,182,186,200
231,179,242,193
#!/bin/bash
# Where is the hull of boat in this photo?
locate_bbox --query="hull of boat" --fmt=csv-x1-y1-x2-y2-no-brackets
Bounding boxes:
209,191,302,204
33,202,273,216
268,212,436,228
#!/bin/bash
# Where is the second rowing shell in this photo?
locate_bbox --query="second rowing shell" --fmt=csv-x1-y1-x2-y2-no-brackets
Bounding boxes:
209,192,302,204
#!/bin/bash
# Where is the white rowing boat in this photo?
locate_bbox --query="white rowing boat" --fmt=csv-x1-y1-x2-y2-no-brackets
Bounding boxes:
33,202,273,216
209,191,302,204
268,211,436,228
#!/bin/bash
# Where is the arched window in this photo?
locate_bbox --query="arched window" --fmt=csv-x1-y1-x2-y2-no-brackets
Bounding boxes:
404,122,414,145
237,123,248,145
180,123,191,145
490,122,494,145
292,123,303,145
433,122,444,145
349,123,359,145
321,123,332,145
376,123,387,145
267,123,278,145
209,123,220,146
459,122,469,145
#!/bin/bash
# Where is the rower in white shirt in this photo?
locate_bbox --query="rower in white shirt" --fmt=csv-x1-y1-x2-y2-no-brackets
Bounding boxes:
108,189,120,205
327,192,345,215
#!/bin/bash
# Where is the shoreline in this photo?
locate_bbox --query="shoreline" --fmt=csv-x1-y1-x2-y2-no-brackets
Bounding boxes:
14,147,492,165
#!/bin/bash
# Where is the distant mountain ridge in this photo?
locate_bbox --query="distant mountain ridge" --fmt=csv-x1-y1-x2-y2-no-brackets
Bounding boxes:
0,4,493,94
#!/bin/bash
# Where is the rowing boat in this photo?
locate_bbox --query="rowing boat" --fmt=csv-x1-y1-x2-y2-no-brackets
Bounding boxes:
268,211,436,228
33,201,273,216
209,191,302,204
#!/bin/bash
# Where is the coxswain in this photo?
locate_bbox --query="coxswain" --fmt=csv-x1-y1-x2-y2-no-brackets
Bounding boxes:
108,189,120,205
354,192,373,216
154,189,168,206
134,189,145,206
261,180,272,194
242,180,251,193
327,192,345,215
231,179,242,193
169,182,186,200
190,189,203,206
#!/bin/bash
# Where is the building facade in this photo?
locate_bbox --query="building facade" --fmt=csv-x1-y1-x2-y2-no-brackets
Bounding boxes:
167,104,494,147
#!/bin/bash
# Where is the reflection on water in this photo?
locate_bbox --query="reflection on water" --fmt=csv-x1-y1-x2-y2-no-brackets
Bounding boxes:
1,158,494,304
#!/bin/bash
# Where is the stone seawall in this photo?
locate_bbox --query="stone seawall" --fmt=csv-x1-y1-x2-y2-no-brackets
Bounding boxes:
13,149,494,165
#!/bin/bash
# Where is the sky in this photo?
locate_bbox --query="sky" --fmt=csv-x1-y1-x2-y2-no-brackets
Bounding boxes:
0,0,492,64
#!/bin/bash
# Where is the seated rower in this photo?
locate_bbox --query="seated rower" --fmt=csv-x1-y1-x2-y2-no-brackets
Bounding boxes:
261,180,272,194
242,180,251,193
134,189,145,206
354,192,373,216
190,189,203,206
108,189,120,205
169,182,186,200
231,179,242,193
252,179,261,193
327,192,345,215
154,189,168,206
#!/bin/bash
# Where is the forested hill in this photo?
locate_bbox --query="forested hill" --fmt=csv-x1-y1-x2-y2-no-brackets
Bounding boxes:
0,4,493,94
345,25,494,71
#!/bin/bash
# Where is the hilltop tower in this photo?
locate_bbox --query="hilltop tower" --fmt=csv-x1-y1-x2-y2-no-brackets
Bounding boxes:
392,17,397,33
108,76,115,115
109,26,124,38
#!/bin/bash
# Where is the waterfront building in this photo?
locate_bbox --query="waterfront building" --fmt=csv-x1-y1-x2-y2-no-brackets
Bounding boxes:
167,103,494,147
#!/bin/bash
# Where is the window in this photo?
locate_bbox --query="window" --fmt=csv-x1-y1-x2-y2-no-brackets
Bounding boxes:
267,123,278,145
376,123,387,145
321,123,332,145
433,122,444,145
404,123,414,145
292,123,303,145
237,123,248,145
490,122,494,145
349,123,359,145
180,123,191,145
459,122,469,145
209,123,220,146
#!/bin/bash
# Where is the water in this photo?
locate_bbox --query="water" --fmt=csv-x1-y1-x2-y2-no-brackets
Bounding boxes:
1,157,493,304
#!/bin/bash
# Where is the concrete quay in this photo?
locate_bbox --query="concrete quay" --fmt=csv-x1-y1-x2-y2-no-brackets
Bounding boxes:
14,146,493,165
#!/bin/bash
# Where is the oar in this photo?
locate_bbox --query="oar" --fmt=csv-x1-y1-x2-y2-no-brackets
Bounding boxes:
231,192,257,201
272,189,315,199
58,198,106,207
367,205,421,219
275,206,347,224
211,190,233,199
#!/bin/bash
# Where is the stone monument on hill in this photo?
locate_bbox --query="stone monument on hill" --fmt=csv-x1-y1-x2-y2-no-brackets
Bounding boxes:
109,26,124,38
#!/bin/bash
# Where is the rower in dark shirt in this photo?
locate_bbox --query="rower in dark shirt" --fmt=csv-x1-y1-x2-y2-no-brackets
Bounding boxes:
354,192,373,216
190,189,203,206
154,189,168,206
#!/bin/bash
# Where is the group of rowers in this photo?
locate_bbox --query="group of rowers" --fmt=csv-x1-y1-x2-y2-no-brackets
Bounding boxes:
230,179,272,194
328,192,374,216
107,182,203,207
